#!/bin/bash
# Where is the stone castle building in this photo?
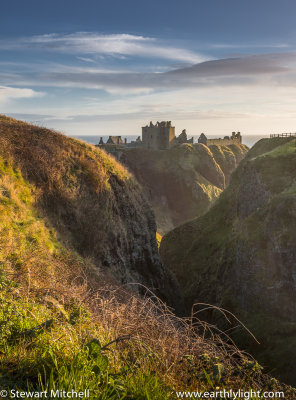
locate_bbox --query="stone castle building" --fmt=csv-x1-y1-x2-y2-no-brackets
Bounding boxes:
142,121,175,150
97,122,242,150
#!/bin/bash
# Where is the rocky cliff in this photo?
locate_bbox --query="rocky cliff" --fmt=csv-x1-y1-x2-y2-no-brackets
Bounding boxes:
121,143,248,234
160,137,296,384
0,115,181,310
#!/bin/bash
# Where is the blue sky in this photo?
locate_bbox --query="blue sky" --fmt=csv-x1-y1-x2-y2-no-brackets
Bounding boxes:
2,0,296,136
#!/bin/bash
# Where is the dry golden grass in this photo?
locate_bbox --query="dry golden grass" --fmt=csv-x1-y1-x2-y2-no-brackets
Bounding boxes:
7,261,292,393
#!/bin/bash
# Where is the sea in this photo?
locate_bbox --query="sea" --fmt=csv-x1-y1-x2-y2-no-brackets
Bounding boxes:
71,134,270,149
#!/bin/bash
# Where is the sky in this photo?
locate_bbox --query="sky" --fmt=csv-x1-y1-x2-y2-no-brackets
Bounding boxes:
1,0,296,136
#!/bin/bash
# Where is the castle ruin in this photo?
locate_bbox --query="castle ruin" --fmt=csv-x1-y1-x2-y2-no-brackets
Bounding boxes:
198,131,242,146
97,122,242,150
106,136,124,145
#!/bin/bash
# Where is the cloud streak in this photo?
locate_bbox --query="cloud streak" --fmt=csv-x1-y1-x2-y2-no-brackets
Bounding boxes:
0,86,44,103
2,51,296,96
3,32,296,95
30,52,296,93
210,43,290,49
0,32,206,64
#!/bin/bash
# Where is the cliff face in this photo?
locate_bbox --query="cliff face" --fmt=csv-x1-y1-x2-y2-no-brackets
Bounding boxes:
160,137,296,384
0,116,181,310
120,143,248,234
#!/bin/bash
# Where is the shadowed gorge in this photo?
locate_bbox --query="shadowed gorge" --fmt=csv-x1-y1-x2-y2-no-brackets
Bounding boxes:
160,137,296,385
120,142,248,234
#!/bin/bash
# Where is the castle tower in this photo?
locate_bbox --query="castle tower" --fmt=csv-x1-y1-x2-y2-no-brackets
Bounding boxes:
142,121,175,150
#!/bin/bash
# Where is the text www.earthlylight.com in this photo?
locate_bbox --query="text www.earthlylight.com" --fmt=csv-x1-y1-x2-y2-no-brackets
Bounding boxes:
175,389,285,399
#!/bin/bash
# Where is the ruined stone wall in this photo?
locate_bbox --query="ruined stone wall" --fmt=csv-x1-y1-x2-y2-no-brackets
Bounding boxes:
207,138,242,146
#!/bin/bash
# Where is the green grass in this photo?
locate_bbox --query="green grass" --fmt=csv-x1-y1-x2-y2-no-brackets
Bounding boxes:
0,277,172,399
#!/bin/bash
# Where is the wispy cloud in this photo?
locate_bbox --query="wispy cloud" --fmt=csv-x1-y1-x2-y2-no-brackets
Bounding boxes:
210,43,290,49
76,56,96,63
0,86,44,103
170,53,293,75
2,33,296,136
26,52,296,93
0,32,206,64
2,51,296,96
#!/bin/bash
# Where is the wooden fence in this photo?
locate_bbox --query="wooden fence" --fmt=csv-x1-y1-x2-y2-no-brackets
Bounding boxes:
270,133,296,138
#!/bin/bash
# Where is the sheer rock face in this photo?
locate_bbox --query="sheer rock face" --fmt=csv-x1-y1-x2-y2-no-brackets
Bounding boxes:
160,137,296,384
120,143,248,235
0,116,182,312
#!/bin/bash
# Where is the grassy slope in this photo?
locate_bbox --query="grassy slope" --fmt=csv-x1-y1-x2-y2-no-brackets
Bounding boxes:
160,137,296,385
0,116,181,309
0,117,293,397
0,156,176,398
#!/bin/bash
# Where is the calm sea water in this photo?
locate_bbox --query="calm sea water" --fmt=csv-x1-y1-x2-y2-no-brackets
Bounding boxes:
71,134,270,149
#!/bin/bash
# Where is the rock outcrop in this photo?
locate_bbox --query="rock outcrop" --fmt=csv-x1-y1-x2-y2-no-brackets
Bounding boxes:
121,143,248,234
160,137,296,384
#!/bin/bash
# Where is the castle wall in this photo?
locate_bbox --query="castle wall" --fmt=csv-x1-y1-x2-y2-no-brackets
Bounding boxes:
168,127,176,147
142,126,158,149
207,138,242,146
